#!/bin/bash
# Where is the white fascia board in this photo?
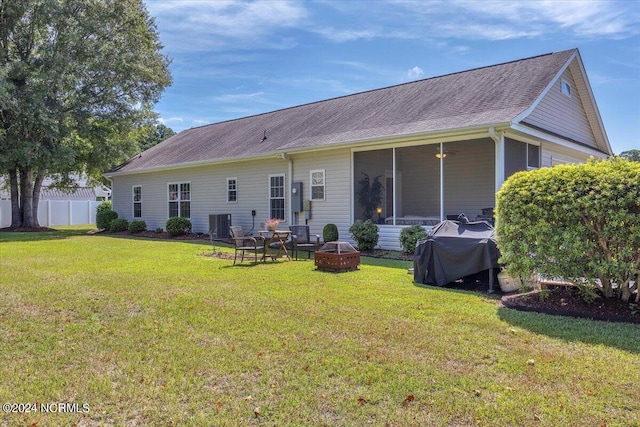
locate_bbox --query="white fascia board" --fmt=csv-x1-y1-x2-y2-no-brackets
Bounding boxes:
508,123,609,158
571,50,613,154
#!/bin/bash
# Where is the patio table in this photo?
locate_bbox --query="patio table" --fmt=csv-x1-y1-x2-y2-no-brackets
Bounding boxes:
258,230,292,261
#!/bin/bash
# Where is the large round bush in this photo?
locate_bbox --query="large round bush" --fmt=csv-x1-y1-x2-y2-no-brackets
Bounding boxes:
108,218,129,232
399,225,427,254
349,219,379,251
129,220,147,234
322,223,339,242
496,157,639,302
96,209,118,230
166,217,192,237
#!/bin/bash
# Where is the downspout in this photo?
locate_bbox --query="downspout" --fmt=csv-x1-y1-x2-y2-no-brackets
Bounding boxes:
283,153,293,225
104,177,114,227
489,127,505,205
439,142,444,221
392,147,396,225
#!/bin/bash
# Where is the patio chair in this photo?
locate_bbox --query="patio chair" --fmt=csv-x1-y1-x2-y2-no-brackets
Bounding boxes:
289,225,321,260
230,226,265,264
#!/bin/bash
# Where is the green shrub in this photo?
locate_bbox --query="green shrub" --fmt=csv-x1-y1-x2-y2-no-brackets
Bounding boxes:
129,220,147,234
96,209,118,230
96,200,112,214
349,219,379,251
108,218,129,232
496,157,640,303
322,223,339,242
399,225,427,254
166,217,192,237
155,227,164,233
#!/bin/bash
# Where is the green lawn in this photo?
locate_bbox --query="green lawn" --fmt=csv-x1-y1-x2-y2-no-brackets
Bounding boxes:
1,228,638,426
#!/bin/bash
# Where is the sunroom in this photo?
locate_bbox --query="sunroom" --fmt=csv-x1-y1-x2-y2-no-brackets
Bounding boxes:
352,137,540,250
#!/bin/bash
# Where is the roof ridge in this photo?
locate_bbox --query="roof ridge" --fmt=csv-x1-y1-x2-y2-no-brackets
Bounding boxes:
186,49,576,131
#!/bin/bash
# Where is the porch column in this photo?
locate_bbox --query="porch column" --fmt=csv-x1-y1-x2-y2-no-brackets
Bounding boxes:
439,142,445,221
493,130,505,197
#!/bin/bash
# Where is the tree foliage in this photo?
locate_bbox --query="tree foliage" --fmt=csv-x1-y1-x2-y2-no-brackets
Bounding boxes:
619,149,640,162
0,0,171,227
496,158,640,302
134,120,176,153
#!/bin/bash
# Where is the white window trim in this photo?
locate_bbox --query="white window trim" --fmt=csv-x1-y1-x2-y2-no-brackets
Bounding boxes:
526,143,541,170
132,185,142,218
310,169,326,201
561,79,571,97
227,177,238,203
268,173,286,222
167,181,191,218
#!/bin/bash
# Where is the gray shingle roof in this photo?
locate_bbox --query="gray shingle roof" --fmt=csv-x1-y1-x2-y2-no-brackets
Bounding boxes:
109,49,575,174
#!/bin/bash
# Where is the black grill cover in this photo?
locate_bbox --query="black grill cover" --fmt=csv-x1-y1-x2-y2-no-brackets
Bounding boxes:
413,220,500,286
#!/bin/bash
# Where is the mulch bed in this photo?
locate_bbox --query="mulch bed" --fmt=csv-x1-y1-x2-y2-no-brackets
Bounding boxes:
502,285,640,324
421,272,639,325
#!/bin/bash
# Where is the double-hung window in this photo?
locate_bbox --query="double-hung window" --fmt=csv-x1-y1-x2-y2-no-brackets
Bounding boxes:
133,185,142,218
227,178,237,203
310,169,325,201
269,174,285,221
168,182,191,218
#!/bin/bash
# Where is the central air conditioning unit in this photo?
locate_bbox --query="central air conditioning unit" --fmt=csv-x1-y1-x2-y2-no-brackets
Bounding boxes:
209,214,231,239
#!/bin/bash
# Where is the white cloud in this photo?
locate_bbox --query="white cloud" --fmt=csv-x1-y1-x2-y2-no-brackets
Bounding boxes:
312,27,378,42
310,0,639,43
425,0,639,40
158,117,184,124
213,92,266,103
145,0,308,52
407,66,424,80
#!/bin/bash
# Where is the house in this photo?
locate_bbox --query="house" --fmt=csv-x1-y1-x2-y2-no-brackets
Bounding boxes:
104,49,612,250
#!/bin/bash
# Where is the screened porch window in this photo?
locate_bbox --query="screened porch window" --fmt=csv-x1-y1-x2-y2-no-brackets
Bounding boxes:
527,144,540,169
353,139,495,226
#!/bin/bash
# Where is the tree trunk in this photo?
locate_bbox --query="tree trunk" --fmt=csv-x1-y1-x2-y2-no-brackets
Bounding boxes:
599,275,613,299
9,169,22,228
18,167,37,228
620,278,631,303
31,172,44,227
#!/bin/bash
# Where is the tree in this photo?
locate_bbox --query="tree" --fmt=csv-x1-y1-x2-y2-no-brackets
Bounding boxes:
0,0,171,228
496,158,640,303
135,121,176,152
620,149,640,162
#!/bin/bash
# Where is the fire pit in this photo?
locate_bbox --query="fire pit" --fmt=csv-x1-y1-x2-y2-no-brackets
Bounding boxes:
314,241,360,272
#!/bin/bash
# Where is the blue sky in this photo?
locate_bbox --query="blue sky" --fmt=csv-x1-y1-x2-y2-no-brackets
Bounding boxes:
144,0,640,154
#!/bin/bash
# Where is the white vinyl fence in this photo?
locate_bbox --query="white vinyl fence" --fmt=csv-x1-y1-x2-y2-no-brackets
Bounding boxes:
0,200,100,228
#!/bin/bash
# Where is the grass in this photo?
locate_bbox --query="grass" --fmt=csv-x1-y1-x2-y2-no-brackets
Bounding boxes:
0,227,638,426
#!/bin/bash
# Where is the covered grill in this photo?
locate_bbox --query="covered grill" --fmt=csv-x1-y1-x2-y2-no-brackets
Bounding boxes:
413,220,500,291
